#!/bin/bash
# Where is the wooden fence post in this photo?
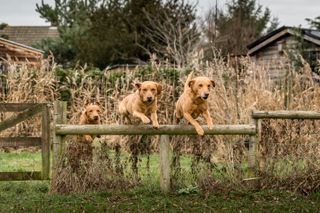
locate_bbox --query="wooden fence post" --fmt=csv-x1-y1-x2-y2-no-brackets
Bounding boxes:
159,135,172,193
41,104,50,179
53,101,67,169
247,110,260,178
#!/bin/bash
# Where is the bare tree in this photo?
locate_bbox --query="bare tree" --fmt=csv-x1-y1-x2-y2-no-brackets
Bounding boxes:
140,2,200,68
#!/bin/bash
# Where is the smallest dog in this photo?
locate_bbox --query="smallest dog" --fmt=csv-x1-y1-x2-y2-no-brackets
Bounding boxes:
79,103,102,142
67,102,102,172
119,81,162,128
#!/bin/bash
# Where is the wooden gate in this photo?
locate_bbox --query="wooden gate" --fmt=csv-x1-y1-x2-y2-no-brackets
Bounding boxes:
0,103,50,180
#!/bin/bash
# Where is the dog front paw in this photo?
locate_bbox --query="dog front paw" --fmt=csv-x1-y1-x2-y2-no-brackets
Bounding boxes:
84,135,93,143
142,117,151,124
152,121,159,129
195,126,204,136
208,122,213,130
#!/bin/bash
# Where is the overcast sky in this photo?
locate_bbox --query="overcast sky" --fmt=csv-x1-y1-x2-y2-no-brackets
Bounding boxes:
0,0,319,28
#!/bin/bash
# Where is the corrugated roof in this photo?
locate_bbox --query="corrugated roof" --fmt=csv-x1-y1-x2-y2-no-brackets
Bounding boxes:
0,26,59,46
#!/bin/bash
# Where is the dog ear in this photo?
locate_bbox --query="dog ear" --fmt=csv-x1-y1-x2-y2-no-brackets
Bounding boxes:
135,82,141,89
156,83,162,95
211,80,215,87
188,80,195,88
84,100,90,107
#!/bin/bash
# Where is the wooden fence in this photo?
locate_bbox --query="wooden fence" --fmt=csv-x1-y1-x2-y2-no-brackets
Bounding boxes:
53,101,320,192
1,101,319,192
0,103,50,180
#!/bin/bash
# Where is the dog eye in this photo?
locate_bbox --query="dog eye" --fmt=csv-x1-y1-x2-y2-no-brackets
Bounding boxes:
151,88,156,91
199,84,203,87
143,89,147,92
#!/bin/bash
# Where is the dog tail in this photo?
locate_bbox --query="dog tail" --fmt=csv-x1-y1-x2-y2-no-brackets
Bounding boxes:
184,71,193,92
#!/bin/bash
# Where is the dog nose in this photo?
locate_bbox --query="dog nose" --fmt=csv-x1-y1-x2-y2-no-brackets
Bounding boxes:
147,97,153,102
203,93,209,99
93,115,99,120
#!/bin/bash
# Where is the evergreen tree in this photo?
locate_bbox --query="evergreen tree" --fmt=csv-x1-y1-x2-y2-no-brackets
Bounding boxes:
36,0,198,68
202,0,278,56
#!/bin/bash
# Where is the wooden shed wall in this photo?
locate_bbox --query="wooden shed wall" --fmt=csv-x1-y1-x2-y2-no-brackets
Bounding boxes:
251,36,320,80
0,42,43,67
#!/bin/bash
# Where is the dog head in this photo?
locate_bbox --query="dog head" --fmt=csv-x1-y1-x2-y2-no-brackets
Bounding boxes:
135,81,162,104
188,77,215,100
83,103,101,124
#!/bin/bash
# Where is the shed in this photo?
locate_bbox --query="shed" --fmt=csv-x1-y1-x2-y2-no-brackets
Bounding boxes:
247,26,320,80
0,37,43,67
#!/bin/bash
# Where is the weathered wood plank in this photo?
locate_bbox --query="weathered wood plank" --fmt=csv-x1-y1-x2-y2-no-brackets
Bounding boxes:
55,124,257,136
52,101,67,169
0,104,43,132
252,110,320,119
159,135,171,193
41,104,50,180
248,29,288,55
0,171,42,181
248,118,257,172
0,103,44,112
0,137,41,147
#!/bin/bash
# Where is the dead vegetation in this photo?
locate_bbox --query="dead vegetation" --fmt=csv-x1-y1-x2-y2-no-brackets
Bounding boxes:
0,54,319,194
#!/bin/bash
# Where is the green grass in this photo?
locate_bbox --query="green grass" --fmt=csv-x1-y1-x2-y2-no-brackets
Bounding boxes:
0,151,320,212
0,181,319,212
0,151,41,172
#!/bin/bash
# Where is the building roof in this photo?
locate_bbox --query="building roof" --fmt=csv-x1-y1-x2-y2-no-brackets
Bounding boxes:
247,26,320,55
0,26,59,47
0,37,44,54
0,37,43,65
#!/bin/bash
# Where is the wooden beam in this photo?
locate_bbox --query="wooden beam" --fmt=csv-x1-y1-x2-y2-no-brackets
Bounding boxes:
304,35,320,46
0,103,42,112
0,104,43,132
252,110,320,119
0,39,43,55
0,171,42,181
248,29,289,55
0,137,41,147
55,124,257,136
159,135,172,193
52,101,67,169
41,104,50,180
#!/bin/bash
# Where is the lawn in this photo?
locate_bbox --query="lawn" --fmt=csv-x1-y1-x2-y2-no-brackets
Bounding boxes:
0,181,319,212
0,151,319,212
0,151,42,172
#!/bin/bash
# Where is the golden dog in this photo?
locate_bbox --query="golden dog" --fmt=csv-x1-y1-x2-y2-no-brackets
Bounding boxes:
175,72,215,136
119,81,162,128
79,103,102,142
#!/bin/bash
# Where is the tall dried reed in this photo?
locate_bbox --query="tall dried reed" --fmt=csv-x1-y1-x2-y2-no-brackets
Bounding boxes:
0,54,319,194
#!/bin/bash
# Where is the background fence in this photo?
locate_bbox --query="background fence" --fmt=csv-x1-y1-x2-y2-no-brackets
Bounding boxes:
0,103,50,180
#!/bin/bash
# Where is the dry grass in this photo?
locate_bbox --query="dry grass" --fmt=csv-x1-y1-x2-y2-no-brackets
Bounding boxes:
0,54,319,194
50,139,134,194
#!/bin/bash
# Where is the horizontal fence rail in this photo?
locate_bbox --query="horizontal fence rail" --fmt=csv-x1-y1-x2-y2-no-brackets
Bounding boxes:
0,172,42,181
0,137,41,147
55,124,257,136
0,103,44,112
252,110,320,119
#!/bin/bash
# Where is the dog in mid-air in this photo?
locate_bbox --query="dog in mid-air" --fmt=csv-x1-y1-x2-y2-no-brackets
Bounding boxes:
119,81,162,128
175,72,215,136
